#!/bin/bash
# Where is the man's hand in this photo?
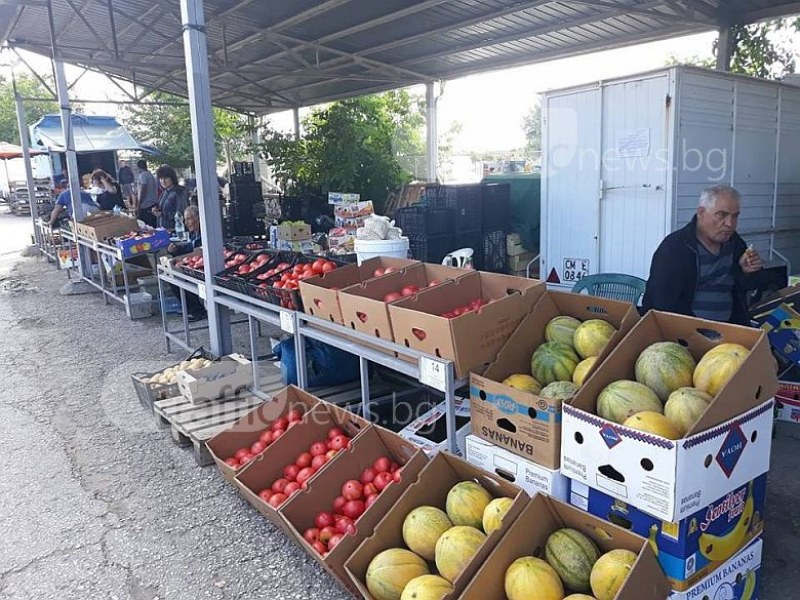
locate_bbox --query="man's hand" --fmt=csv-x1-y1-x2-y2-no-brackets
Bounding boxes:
167,243,177,254
740,245,763,274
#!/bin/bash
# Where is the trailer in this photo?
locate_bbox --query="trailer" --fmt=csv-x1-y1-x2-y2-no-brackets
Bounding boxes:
540,66,800,288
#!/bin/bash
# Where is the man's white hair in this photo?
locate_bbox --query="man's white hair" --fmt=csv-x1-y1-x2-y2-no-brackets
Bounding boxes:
699,185,741,209
184,204,200,219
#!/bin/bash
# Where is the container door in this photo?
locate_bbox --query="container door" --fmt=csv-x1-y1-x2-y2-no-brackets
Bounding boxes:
599,75,671,280
541,87,601,289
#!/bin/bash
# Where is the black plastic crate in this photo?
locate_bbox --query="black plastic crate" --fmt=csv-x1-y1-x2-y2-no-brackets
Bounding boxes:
481,183,511,230
396,205,454,236
427,184,482,233
408,234,456,265
482,229,507,273
248,255,347,310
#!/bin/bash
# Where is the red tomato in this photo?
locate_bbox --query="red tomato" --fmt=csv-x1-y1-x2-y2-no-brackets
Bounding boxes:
283,464,300,482
328,534,344,551
271,478,289,494
334,515,356,535
312,258,327,274
258,430,272,444
342,500,366,521
295,452,312,469
287,420,300,430
428,279,442,287
271,428,285,441
250,441,266,455
359,467,376,485
271,417,289,432
296,467,317,486
383,292,402,303
342,480,363,501
310,441,328,457
311,454,327,470
234,448,250,461
224,458,239,468
287,409,303,423
365,494,380,509
332,496,347,515
284,481,301,496
363,483,378,497
400,285,419,297
373,457,392,473
328,427,345,439
312,540,327,555
390,462,400,472
315,511,335,529
373,268,385,277
258,489,272,503
319,526,337,544
276,262,290,270
268,493,287,508
392,470,402,483
303,528,320,544
374,472,393,491
285,281,299,290
325,449,338,461
239,453,255,465
321,262,336,274
328,435,350,451
383,267,396,274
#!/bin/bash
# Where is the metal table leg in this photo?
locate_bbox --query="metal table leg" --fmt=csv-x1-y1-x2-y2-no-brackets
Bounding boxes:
445,363,457,454
360,356,372,422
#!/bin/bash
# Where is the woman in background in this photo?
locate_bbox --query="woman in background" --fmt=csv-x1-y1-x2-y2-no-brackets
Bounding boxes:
152,165,187,231
91,169,125,211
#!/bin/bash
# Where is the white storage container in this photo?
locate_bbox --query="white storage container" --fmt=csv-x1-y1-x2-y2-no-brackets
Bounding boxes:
125,291,153,319
541,66,800,288
354,237,409,265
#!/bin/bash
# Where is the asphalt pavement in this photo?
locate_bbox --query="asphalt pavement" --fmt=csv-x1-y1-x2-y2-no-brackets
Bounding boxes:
0,210,798,599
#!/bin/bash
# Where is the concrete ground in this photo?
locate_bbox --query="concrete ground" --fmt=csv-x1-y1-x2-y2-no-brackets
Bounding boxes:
0,207,798,599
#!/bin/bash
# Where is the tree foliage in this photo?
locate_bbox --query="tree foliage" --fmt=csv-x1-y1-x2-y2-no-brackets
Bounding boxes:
257,91,417,209
124,91,251,170
0,74,60,145
522,100,542,155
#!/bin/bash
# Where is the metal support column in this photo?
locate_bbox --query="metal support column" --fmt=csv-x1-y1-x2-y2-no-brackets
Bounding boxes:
249,115,261,183
13,92,40,249
292,107,301,140
716,26,733,71
180,0,232,356
425,82,439,184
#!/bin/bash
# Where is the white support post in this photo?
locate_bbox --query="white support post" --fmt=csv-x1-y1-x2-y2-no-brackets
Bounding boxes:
14,92,40,249
426,82,439,183
293,107,301,140
180,0,232,356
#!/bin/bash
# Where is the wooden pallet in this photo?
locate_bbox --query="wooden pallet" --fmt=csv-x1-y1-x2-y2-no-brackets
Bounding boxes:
154,368,284,466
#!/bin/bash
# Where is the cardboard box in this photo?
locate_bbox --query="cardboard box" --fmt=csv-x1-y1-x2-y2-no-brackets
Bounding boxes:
345,452,528,599
750,284,800,316
507,251,535,272
398,396,472,457
280,426,428,595
389,271,546,379
506,232,527,256
775,380,800,423
465,435,569,501
338,263,467,342
278,239,314,253
562,311,778,522
569,474,766,590
669,539,762,600
278,221,312,241
757,302,800,366
299,257,419,325
206,386,321,484
176,353,253,404
115,229,170,258
470,291,638,469
328,192,360,205
460,493,671,600
75,212,138,241
334,200,373,219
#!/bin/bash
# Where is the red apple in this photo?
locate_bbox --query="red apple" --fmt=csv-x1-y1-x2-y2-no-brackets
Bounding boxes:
342,480,363,501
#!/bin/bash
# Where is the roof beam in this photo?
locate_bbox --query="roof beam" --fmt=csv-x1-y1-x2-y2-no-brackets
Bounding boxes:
62,0,113,56
740,1,800,21
566,0,710,24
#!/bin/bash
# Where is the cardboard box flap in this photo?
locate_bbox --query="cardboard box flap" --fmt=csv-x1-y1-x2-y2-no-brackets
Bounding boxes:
574,311,778,436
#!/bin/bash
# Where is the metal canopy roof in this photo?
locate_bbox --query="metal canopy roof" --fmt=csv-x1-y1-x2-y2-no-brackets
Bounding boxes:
3,0,800,115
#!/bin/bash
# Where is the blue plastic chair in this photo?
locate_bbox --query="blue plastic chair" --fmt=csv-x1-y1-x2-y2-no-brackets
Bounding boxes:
571,273,647,305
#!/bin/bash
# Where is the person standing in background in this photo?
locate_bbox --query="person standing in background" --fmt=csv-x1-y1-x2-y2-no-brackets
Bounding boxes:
91,169,125,211
118,160,135,208
135,159,158,227
152,164,187,231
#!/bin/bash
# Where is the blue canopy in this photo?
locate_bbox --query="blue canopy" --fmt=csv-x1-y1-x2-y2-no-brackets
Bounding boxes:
30,114,151,153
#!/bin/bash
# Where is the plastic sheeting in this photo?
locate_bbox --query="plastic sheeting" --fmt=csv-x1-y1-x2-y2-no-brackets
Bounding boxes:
30,114,149,153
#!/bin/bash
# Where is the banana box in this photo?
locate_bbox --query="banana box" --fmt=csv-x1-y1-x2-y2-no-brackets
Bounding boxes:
775,381,800,424
569,475,766,590
669,539,762,600
756,302,800,366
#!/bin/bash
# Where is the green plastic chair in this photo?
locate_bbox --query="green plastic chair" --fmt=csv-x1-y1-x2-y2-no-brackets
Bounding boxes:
571,273,646,305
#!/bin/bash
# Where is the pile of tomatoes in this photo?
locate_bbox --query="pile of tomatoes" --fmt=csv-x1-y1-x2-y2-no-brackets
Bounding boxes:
382,279,442,303
439,297,490,318
223,408,305,471
302,456,403,556
258,425,353,510
268,258,338,292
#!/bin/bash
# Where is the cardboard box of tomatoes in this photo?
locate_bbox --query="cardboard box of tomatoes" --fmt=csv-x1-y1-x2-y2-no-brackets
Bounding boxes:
252,257,343,311
469,290,639,469
299,257,419,325
388,271,546,379
337,263,469,342
345,452,528,599
233,398,370,536
206,386,321,484
281,425,428,595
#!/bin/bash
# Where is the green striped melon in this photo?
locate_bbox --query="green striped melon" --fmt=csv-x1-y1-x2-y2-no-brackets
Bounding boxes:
505,557,565,600
434,525,486,583
540,381,579,401
531,342,580,386
597,380,663,425
664,387,713,437
590,549,636,600
574,320,618,359
545,316,582,348
445,481,492,529
693,343,750,397
366,548,430,600
402,506,453,561
545,528,601,593
635,342,696,402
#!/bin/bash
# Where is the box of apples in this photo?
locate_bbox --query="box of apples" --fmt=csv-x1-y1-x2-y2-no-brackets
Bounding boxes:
233,397,370,536
337,263,470,342
299,256,419,325
174,247,241,280
280,425,428,594
206,385,321,483
213,250,294,294
388,271,546,379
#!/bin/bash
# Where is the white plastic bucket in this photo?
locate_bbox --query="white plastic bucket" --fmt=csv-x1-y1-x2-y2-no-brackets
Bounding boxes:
354,237,410,265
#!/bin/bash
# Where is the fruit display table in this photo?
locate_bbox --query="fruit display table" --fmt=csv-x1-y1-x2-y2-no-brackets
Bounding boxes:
34,218,63,266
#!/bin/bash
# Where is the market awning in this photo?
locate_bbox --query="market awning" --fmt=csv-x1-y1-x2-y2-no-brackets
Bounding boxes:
29,114,151,153
0,141,47,160
3,1,800,115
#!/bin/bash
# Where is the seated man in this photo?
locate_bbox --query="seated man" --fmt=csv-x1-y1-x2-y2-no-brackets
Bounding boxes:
641,185,765,325
167,205,206,322
49,185,98,226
